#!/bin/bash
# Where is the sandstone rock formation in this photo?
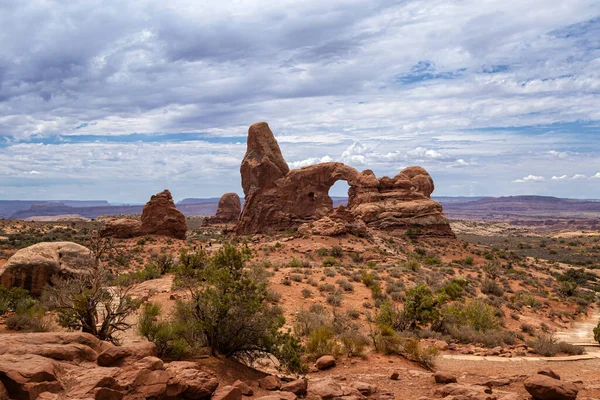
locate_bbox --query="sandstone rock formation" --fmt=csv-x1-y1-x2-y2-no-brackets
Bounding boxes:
99,218,142,238
140,190,187,239
202,192,242,225
237,122,454,237
0,332,219,400
0,242,94,296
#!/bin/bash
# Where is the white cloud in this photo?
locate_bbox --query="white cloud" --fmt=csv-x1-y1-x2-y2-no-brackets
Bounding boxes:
27,170,40,175
593,172,600,179
546,150,571,159
407,147,446,160
513,175,546,183
551,175,568,181
340,142,368,165
288,155,334,169
571,174,587,180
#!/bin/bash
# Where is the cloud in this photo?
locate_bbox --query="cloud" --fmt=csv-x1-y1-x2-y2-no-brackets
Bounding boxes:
551,175,568,181
593,172,600,179
513,175,546,183
0,1,599,200
406,147,446,160
288,155,334,168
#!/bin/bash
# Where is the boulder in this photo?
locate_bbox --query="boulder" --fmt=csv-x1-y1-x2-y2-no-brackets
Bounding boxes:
434,383,494,400
281,379,307,395
257,392,297,400
203,193,242,225
0,354,62,400
236,122,454,237
233,380,253,396
350,382,378,396
435,371,458,384
140,190,187,239
315,355,336,370
537,367,561,381
0,332,102,362
99,218,141,238
213,386,243,400
97,346,131,367
165,362,219,399
258,376,281,391
524,374,578,400
307,378,344,399
0,241,94,296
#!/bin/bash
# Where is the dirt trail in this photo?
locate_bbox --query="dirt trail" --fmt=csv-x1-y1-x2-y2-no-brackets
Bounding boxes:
554,307,600,355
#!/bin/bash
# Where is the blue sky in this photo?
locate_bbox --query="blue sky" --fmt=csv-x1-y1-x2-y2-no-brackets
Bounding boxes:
0,0,599,202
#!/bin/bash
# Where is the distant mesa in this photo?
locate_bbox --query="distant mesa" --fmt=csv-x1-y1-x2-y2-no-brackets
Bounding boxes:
236,122,454,237
202,192,241,226
100,190,187,239
0,242,94,296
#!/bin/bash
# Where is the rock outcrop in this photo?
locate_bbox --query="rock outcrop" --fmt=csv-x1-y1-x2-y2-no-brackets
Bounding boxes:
0,332,219,400
99,218,142,238
202,193,242,225
237,122,454,237
140,190,187,239
0,242,94,296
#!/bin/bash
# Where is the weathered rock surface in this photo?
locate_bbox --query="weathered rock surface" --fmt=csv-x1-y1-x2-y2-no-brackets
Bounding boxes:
524,374,578,400
0,241,94,296
99,218,142,238
315,355,336,370
0,332,218,400
202,193,242,225
435,371,458,384
237,122,453,237
258,376,281,391
281,379,307,395
140,189,188,239
307,378,344,399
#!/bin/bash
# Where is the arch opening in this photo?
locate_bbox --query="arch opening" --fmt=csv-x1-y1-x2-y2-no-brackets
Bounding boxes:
328,180,351,208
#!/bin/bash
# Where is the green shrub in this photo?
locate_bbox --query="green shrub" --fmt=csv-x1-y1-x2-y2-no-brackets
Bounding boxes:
0,286,32,315
330,246,343,257
172,244,305,372
306,327,340,358
527,334,584,356
138,302,189,358
520,323,536,335
322,257,339,267
403,284,445,329
594,320,600,344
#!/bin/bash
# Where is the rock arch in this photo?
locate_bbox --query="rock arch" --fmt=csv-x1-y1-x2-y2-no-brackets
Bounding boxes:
236,122,454,237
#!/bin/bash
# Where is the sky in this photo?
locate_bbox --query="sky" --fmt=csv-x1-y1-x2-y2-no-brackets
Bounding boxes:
0,0,599,203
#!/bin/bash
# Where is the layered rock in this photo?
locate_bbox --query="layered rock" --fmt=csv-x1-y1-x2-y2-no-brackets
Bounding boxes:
237,122,453,237
140,190,187,239
0,332,219,400
0,242,94,296
99,218,142,238
202,193,242,225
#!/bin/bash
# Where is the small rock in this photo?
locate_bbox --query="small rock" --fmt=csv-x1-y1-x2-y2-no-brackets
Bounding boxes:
433,340,449,351
537,367,561,380
350,382,378,396
281,379,307,395
307,378,343,399
315,355,336,370
213,386,243,400
434,371,458,384
233,380,254,396
390,371,400,380
259,376,281,391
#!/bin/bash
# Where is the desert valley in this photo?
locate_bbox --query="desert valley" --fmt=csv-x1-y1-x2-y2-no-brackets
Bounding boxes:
0,123,597,400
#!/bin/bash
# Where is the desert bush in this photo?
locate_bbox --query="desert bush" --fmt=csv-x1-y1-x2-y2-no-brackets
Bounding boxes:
527,334,584,356
340,331,369,357
172,244,305,371
306,326,340,358
337,279,354,292
330,246,344,257
326,290,343,306
324,267,337,277
481,279,504,296
0,286,32,315
403,284,445,329
594,320,600,344
301,288,312,298
43,262,138,344
5,300,49,332
448,326,516,347
402,337,439,370
139,302,189,358
520,323,536,335
322,257,339,267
